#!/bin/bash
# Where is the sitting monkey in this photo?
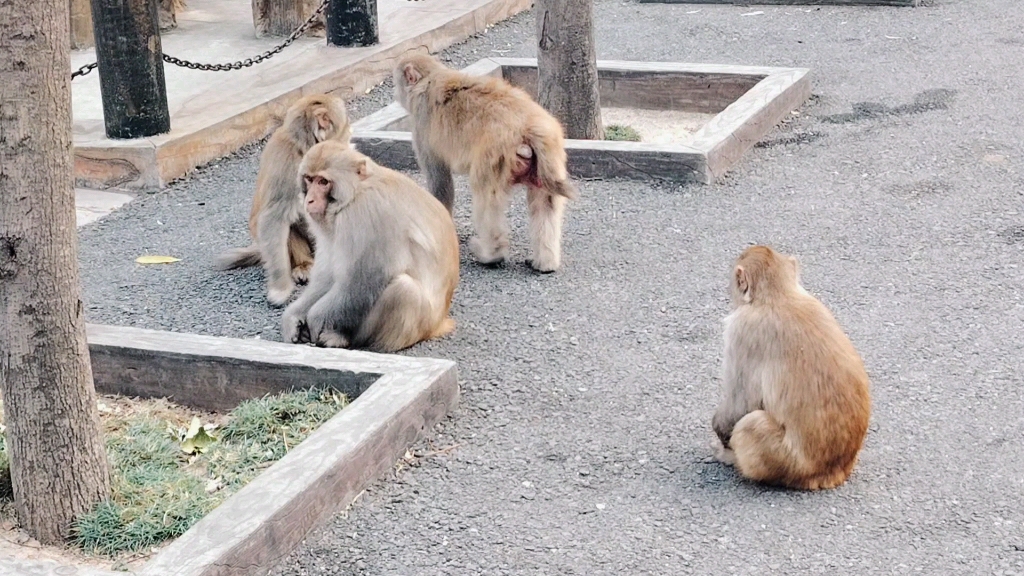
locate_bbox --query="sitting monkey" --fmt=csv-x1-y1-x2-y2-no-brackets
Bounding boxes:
281,141,460,352
712,245,872,490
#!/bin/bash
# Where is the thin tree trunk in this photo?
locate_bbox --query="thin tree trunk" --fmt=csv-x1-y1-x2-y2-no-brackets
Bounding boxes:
536,0,602,140
0,0,112,545
69,0,94,49
252,0,325,38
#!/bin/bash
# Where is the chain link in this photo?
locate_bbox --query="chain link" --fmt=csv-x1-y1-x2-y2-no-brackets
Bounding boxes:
71,0,327,80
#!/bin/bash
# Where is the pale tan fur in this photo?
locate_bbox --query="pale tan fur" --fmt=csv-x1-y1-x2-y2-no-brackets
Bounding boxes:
280,142,459,353
214,94,351,306
712,245,872,490
393,53,577,273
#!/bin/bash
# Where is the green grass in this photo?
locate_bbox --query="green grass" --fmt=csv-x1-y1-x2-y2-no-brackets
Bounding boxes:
0,386,347,557
605,124,642,142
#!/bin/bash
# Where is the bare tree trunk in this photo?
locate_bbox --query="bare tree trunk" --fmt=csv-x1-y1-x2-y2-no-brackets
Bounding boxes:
252,0,325,38
0,0,112,545
536,0,602,140
69,0,94,49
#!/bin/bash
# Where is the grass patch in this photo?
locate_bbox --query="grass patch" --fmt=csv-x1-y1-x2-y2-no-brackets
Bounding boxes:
0,386,348,558
605,124,642,142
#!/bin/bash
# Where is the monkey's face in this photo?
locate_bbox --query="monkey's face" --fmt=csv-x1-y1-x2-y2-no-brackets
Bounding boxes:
299,143,372,229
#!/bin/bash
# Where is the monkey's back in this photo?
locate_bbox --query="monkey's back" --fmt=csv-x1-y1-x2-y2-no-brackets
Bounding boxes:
766,295,872,466
424,72,564,173
370,168,460,313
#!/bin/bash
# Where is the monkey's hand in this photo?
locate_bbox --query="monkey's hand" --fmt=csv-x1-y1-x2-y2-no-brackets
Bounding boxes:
711,412,734,449
316,330,350,349
282,314,311,344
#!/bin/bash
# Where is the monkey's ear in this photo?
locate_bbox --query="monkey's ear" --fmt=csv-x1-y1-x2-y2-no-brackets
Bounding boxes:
403,63,423,86
356,159,370,180
734,265,751,302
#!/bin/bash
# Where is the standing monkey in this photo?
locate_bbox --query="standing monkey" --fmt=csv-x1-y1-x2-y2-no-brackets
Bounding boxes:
281,142,459,352
712,245,872,490
215,94,351,306
393,53,578,273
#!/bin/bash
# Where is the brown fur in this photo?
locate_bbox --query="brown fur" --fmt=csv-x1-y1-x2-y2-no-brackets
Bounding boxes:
393,53,577,273
281,142,459,353
214,94,351,306
712,245,872,490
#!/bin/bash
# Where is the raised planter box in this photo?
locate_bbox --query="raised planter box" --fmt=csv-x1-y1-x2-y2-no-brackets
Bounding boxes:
2,324,458,576
636,0,917,5
351,57,812,184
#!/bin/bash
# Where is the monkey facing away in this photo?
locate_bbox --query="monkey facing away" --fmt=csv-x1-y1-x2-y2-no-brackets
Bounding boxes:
393,53,578,273
215,93,351,306
711,245,872,490
281,141,459,353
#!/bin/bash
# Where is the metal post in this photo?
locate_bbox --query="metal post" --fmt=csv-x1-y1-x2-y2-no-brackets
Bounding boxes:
90,0,171,139
326,0,378,47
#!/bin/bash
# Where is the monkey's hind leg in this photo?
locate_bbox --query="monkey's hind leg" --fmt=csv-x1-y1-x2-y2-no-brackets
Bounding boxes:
353,274,438,353
287,228,314,284
526,187,566,273
730,410,843,490
468,177,512,266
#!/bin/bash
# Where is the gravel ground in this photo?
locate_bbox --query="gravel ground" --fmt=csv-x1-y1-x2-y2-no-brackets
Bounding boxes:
78,0,1024,573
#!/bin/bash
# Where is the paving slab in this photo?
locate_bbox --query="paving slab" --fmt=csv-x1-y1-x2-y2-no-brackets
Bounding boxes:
71,0,531,190
75,188,134,227
73,1,1024,574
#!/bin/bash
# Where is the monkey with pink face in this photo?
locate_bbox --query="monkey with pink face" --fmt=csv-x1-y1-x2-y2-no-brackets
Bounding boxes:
281,141,459,352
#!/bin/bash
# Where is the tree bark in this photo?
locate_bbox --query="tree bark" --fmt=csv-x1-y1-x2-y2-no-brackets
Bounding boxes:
252,0,325,38
69,0,94,49
0,0,112,545
536,0,602,140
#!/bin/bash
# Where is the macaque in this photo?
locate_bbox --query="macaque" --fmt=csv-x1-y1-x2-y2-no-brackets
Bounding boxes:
281,141,459,352
215,94,351,306
711,245,872,490
393,53,578,273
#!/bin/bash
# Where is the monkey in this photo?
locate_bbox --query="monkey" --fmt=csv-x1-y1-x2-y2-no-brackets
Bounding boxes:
392,53,578,273
711,245,872,490
280,141,459,353
214,94,351,306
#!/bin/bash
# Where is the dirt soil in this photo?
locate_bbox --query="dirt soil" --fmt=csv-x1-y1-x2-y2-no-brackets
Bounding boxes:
601,107,716,145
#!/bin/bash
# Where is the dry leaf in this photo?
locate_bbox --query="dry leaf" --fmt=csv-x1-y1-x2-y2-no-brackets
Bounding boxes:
135,255,181,265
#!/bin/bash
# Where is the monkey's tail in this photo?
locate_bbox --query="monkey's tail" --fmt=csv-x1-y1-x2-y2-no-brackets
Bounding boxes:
525,128,579,201
213,245,262,270
730,410,856,490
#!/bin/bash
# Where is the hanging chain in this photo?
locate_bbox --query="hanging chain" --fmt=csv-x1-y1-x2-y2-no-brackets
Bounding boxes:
71,0,327,80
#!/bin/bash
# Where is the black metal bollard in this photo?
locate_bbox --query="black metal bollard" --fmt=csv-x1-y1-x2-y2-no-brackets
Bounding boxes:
326,0,379,47
90,0,171,139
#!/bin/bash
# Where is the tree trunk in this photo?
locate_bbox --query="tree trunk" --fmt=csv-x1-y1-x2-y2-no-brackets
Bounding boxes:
0,0,112,545
69,0,94,49
536,0,602,140
252,0,325,38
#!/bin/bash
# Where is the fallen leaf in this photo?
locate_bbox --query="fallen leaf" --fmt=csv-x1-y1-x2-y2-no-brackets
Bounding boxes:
181,416,217,455
136,255,181,265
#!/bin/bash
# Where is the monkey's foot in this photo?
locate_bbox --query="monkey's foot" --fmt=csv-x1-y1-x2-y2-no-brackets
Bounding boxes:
526,252,560,274
316,330,350,349
714,444,737,466
283,316,310,344
267,284,295,307
291,264,312,285
469,236,508,267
